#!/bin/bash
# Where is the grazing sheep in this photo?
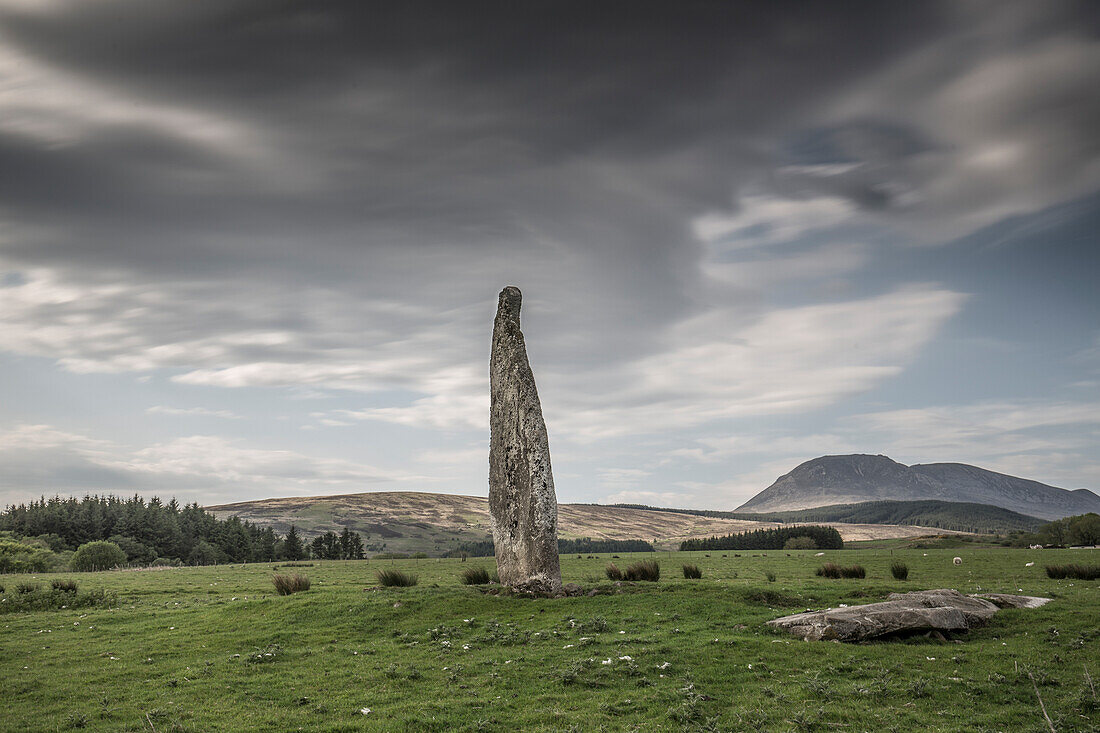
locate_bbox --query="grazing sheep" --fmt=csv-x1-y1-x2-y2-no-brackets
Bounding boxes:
953,557,962,565
1025,562,1035,567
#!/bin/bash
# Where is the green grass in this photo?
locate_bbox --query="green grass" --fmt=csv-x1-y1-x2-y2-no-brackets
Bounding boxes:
2,549,1098,731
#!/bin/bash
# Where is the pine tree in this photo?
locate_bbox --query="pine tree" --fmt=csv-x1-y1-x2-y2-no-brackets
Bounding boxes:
283,525,305,560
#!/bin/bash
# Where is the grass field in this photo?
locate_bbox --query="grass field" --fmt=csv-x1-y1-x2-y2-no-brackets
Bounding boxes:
2,549,1098,732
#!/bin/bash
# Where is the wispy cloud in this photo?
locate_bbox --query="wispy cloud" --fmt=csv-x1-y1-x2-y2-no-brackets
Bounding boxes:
146,405,241,419
0,423,415,505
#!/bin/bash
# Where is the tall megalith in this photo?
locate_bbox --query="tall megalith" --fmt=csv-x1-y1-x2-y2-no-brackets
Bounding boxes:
489,286,562,593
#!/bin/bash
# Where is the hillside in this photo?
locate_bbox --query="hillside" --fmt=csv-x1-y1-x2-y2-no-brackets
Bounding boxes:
736,454,1100,520
614,499,1045,534
205,491,956,556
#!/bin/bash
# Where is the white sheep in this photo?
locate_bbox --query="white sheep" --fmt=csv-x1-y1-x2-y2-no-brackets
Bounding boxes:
953,556,962,565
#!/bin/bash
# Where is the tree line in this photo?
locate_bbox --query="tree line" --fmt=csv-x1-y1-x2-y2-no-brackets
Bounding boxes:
612,500,1044,534
0,494,365,567
1029,513,1100,547
679,525,844,551
444,536,655,558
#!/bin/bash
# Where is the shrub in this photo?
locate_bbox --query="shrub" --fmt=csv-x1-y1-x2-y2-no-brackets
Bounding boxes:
16,582,39,594
0,587,113,614
51,579,78,593
622,560,660,582
783,536,818,550
890,561,909,580
682,564,702,579
765,570,777,582
272,573,311,595
70,541,127,572
460,567,491,585
605,563,623,581
1045,564,1100,580
0,538,55,573
377,569,418,587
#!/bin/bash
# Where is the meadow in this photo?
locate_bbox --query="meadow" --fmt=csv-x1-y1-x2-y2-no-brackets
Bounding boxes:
2,548,1097,732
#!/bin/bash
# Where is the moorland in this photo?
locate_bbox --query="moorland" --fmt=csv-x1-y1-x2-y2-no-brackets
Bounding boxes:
2,546,1097,732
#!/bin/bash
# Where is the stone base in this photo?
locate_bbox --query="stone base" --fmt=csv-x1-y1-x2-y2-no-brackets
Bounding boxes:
480,581,586,599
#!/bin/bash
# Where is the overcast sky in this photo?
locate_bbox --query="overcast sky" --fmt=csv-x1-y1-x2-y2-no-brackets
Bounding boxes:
1,0,1098,510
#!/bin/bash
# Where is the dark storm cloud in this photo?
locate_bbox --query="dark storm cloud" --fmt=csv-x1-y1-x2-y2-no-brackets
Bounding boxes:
0,1,946,257
0,1,962,382
0,0,1097,435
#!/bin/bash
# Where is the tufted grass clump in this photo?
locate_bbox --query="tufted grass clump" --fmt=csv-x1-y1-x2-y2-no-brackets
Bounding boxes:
622,559,660,582
460,567,491,585
272,573,311,595
890,561,909,580
1046,564,1100,580
605,563,623,581
682,564,702,579
377,568,418,587
51,579,78,593
816,563,865,579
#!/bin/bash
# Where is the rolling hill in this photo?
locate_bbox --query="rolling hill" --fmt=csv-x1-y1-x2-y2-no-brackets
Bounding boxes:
205,491,959,556
613,499,1045,534
736,454,1100,520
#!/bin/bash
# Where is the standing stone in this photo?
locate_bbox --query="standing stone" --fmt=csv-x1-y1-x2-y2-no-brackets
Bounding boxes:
489,286,562,594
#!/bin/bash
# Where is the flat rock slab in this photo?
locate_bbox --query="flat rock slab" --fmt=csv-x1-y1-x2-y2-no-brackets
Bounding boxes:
768,589,1051,642
972,593,1052,609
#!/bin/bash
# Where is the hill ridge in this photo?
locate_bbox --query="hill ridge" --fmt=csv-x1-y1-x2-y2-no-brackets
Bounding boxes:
206,490,960,556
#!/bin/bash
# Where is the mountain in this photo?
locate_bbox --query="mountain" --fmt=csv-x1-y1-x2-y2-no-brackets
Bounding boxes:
736,454,1100,520
205,490,956,556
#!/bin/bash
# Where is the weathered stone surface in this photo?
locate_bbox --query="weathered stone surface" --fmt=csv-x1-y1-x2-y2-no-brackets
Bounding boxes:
973,593,1052,609
488,286,562,594
767,589,1045,642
